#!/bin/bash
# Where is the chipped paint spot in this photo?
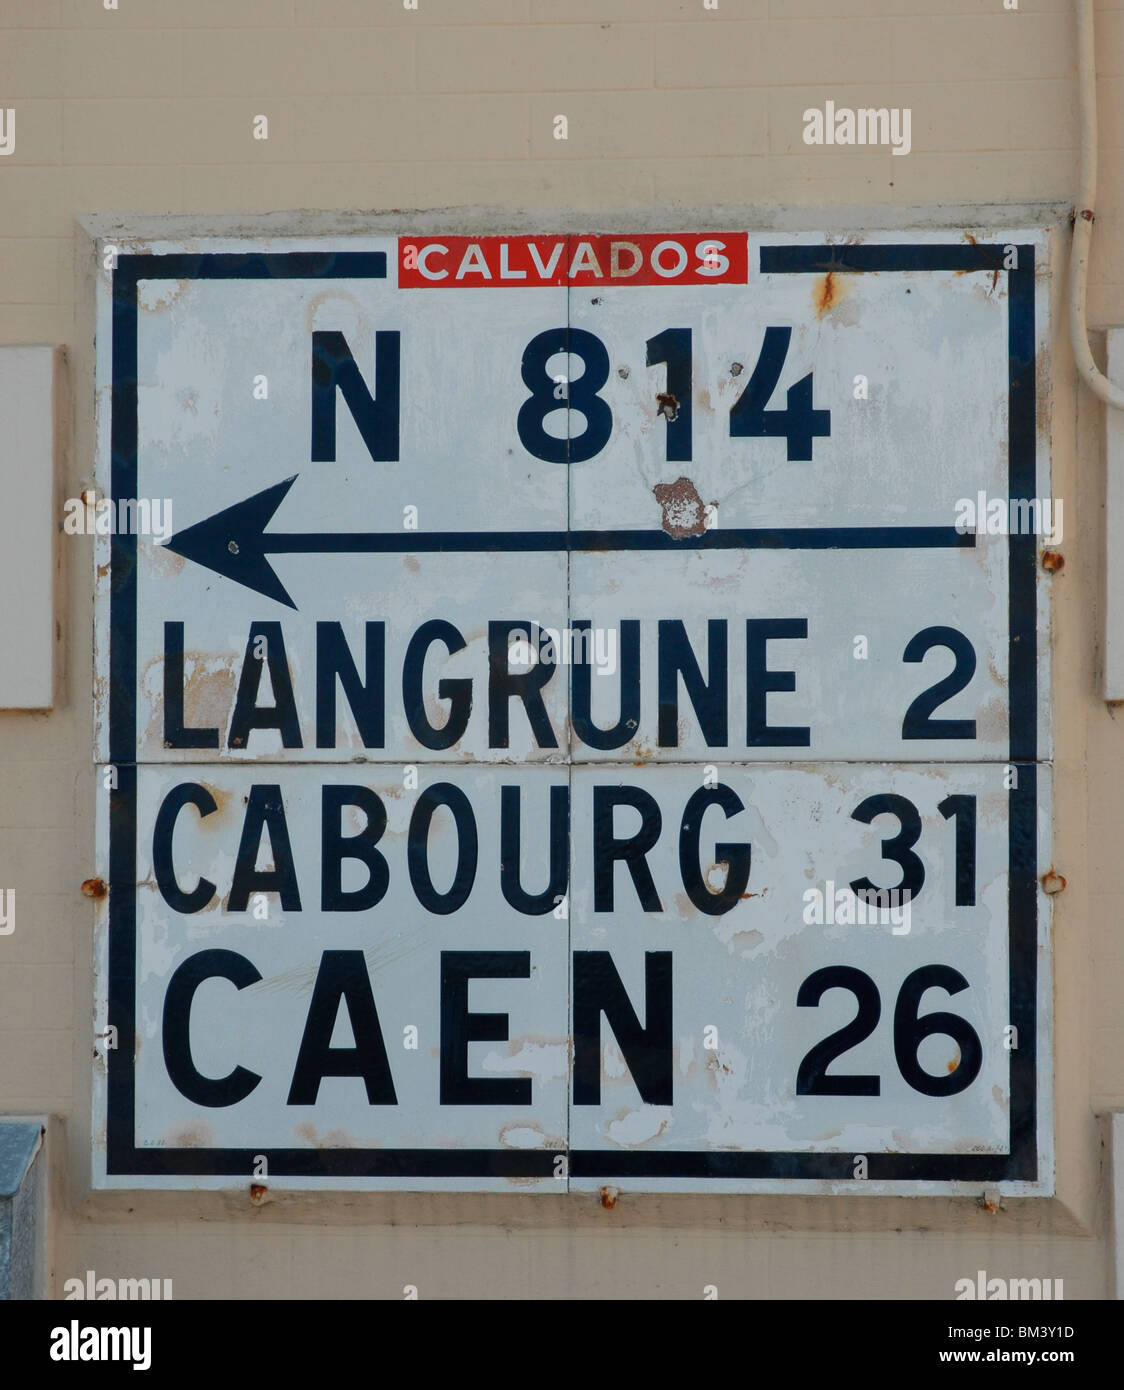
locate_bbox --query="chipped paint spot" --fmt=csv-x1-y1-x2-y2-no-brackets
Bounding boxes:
146,544,185,580
484,1040,569,1083
137,278,189,313
159,655,236,750
653,476,706,538
499,1123,549,1149
674,891,700,919
605,1108,671,1147
1036,346,1052,440
706,862,727,891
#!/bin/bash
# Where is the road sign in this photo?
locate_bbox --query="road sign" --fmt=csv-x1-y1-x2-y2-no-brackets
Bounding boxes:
93,229,1053,1192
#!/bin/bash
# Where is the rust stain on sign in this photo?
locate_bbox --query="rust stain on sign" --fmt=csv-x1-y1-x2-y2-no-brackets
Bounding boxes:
653,477,708,538
813,271,847,317
956,232,978,275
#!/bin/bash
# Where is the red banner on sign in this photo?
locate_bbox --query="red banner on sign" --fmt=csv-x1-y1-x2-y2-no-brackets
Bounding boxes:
397,234,747,288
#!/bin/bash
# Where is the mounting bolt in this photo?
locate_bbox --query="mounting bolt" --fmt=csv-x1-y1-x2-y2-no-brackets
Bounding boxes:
978,1186,1003,1214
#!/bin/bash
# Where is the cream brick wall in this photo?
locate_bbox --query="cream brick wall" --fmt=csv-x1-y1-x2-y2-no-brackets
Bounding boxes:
0,0,1120,1298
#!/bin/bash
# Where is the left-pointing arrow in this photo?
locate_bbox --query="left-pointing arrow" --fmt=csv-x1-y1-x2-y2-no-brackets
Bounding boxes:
165,475,301,609
166,476,976,611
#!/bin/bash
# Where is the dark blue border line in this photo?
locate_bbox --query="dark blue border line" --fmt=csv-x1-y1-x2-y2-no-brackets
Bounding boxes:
117,1147,1011,1180
1006,252,1040,1180
106,262,139,1171
116,252,388,283
107,243,1040,1184
759,244,1011,274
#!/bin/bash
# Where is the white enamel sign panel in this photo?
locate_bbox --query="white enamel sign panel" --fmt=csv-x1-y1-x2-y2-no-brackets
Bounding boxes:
93,230,1052,1192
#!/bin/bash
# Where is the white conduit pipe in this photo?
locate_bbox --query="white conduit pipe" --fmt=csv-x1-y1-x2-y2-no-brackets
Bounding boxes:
1071,0,1124,410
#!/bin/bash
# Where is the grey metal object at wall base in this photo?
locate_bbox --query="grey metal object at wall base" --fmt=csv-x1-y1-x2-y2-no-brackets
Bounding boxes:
0,1123,44,1300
